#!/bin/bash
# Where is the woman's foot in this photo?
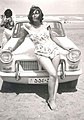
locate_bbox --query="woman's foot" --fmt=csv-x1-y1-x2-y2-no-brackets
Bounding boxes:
47,99,56,110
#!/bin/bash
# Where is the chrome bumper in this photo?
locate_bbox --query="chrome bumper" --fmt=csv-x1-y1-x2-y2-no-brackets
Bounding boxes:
0,69,82,84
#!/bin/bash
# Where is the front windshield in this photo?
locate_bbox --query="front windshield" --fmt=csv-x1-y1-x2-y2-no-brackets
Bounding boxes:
13,21,65,38
13,22,24,38
44,21,65,37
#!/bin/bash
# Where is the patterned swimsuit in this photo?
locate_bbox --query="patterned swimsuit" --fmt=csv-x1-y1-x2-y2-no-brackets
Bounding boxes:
23,23,59,59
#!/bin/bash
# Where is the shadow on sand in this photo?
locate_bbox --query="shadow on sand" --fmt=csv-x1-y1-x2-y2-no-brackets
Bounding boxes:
0,81,77,100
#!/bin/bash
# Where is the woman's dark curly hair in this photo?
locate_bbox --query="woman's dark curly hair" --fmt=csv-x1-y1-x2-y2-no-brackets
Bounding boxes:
28,6,44,23
4,9,12,18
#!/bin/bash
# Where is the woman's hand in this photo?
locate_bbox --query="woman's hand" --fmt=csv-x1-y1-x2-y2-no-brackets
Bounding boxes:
6,47,13,52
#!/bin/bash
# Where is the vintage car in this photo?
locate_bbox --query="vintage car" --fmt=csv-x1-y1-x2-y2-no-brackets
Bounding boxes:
0,18,82,89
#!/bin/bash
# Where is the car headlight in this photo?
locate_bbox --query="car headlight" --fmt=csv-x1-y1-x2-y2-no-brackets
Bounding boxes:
67,49,81,63
0,50,12,63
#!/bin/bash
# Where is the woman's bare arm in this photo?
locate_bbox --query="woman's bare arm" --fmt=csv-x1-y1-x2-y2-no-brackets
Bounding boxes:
48,27,70,51
11,28,28,52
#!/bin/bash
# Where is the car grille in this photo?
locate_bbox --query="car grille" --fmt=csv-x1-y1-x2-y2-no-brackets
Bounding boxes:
20,61,39,70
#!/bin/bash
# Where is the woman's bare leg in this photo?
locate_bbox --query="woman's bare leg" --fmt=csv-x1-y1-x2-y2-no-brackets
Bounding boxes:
52,54,60,100
37,55,59,109
47,54,60,109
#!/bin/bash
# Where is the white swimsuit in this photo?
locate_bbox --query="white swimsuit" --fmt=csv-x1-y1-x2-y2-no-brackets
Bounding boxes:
23,23,59,59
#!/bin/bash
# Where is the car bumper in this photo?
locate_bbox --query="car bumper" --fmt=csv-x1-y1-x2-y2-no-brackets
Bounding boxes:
0,69,82,84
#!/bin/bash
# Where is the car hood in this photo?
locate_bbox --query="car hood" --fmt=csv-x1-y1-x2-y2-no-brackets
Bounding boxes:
57,36,78,49
56,36,79,54
3,36,79,58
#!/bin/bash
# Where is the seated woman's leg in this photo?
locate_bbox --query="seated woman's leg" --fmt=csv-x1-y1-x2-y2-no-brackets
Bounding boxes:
52,54,60,99
1,30,11,48
1,31,8,48
37,55,58,109
48,54,60,110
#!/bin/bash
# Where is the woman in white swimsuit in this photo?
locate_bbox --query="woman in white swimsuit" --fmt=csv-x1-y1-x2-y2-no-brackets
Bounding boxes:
11,6,70,110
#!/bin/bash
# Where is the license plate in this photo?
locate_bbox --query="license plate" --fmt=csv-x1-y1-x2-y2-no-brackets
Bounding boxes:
28,77,49,84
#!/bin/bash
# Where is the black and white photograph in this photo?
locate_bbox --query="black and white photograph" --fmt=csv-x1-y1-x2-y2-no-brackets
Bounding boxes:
0,0,84,119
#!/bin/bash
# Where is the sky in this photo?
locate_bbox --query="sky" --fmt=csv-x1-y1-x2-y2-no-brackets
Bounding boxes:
0,0,84,15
